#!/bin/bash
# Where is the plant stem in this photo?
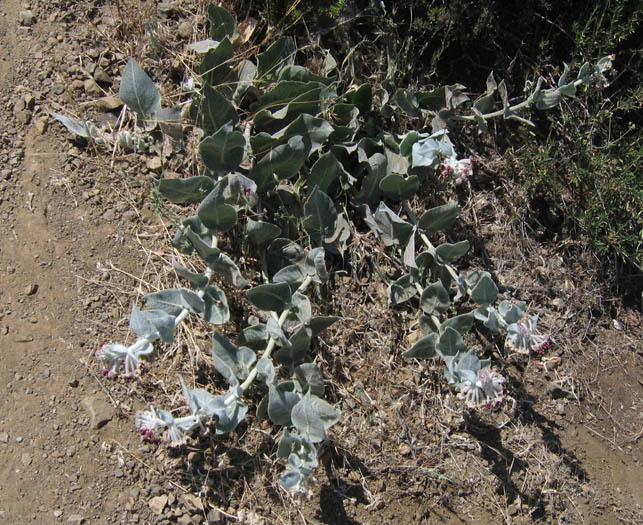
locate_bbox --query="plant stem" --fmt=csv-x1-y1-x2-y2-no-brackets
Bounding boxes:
237,274,315,394
402,200,460,284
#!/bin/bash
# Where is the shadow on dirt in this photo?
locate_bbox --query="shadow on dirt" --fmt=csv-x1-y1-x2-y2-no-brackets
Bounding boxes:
462,379,588,519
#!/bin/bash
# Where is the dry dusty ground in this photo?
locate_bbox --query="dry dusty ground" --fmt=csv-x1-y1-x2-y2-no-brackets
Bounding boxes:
0,1,641,524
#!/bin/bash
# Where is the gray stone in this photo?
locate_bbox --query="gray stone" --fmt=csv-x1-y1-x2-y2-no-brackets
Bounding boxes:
93,68,112,85
178,21,192,39
83,78,102,97
81,395,113,429
148,495,168,515
19,10,35,26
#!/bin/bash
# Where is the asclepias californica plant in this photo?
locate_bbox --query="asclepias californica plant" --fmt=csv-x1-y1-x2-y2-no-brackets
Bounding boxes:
52,2,613,497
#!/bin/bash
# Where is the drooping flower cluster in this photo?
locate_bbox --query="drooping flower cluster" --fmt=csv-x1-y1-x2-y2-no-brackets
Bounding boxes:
135,405,201,447
96,340,154,378
439,156,475,184
506,314,550,355
457,368,506,409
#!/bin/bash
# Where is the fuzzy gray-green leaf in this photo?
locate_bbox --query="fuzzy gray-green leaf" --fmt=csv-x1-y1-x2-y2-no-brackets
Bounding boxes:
247,283,292,312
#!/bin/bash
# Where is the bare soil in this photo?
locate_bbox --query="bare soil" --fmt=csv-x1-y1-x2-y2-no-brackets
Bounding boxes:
0,1,641,524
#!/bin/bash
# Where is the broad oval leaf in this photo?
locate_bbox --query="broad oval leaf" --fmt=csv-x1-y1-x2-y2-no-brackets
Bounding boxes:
418,201,459,234
130,304,175,343
294,363,325,397
144,288,205,316
268,383,300,426
394,88,420,117
469,273,498,305
211,331,256,380
435,240,470,264
379,174,420,201
119,59,160,119
308,151,347,194
436,326,467,358
247,283,292,312
190,83,238,136
304,187,338,246
158,176,214,204
209,252,248,288
257,37,296,79
171,257,209,288
246,219,282,247
200,37,234,86
420,281,450,315
202,285,230,324
273,264,307,285
250,135,308,190
207,3,238,40
387,274,418,306
197,188,238,232
291,392,326,443
402,332,438,359
440,312,474,336
200,122,246,174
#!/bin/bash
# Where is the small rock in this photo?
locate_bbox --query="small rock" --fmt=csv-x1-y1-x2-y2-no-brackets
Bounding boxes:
148,495,168,515
548,383,570,399
0,432,9,443
81,395,113,429
114,468,123,478
21,453,32,466
556,402,566,416
182,494,203,512
83,78,102,97
71,79,84,91
19,10,35,26
42,368,50,379
66,515,84,523
93,68,112,85
146,156,163,172
34,117,48,135
177,515,193,525
53,510,63,518
178,21,192,39
24,283,38,295
93,95,123,111
206,509,223,523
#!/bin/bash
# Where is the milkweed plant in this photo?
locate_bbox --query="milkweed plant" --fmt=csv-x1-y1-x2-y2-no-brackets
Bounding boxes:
52,3,613,497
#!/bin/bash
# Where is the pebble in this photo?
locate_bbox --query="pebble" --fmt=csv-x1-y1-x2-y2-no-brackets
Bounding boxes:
93,68,112,85
0,432,8,443
548,383,570,399
34,117,48,135
42,368,50,378
148,494,168,515
21,452,32,466
83,78,102,97
81,395,113,429
178,21,192,39
19,10,35,26
146,156,163,172
93,95,122,111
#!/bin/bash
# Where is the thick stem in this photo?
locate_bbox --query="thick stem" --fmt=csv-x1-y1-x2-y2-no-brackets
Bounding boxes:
236,274,315,395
